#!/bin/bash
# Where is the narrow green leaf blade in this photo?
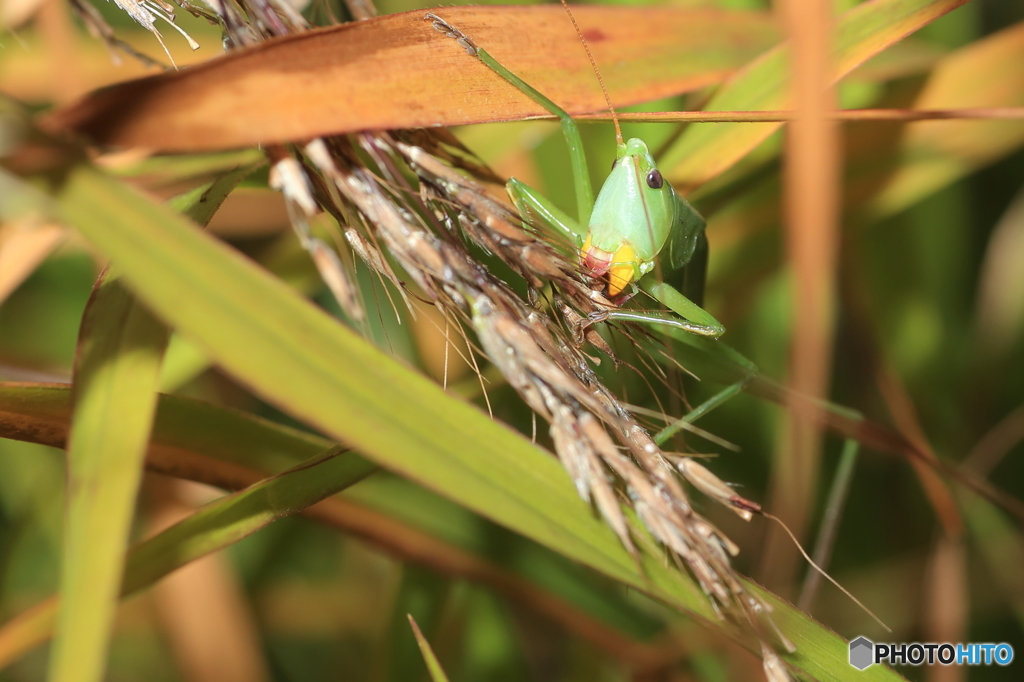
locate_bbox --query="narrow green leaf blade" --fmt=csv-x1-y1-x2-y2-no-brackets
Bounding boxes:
121,445,374,594
408,615,451,682
48,276,169,682
47,164,255,682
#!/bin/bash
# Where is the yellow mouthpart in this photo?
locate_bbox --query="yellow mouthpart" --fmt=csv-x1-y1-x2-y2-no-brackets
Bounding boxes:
580,236,638,297
607,243,637,297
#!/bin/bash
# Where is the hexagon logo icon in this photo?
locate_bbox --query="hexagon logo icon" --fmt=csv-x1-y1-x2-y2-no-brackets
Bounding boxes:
849,636,874,670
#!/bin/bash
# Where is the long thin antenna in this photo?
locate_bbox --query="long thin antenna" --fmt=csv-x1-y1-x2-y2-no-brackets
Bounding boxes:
765,512,892,633
558,0,623,146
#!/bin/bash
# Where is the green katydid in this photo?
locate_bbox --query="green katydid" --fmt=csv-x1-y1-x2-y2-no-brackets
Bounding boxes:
422,10,897,632
424,9,725,339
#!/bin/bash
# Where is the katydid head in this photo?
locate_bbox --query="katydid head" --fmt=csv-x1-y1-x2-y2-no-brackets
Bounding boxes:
555,0,705,299
582,138,687,298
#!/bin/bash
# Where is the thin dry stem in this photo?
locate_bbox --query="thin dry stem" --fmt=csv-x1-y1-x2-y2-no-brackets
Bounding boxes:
575,107,1024,122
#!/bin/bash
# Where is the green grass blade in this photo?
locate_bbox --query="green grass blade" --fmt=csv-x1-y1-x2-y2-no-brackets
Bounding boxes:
120,445,373,594
165,162,264,225
46,164,256,682
48,274,169,682
662,0,971,188
408,615,451,682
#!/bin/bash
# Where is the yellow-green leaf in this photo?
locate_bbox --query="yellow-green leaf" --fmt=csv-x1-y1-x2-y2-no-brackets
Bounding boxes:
49,274,168,682
868,20,1024,216
662,0,971,189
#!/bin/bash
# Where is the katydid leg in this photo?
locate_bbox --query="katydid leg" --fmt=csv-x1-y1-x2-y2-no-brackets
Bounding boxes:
506,178,585,245
425,14,594,226
585,307,722,337
583,277,724,338
641,278,725,337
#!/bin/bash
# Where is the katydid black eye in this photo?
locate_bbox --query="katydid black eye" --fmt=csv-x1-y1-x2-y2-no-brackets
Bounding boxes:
646,169,664,189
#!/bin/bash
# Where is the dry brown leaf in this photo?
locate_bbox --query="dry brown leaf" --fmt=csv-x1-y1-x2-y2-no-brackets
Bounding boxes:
44,6,779,151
